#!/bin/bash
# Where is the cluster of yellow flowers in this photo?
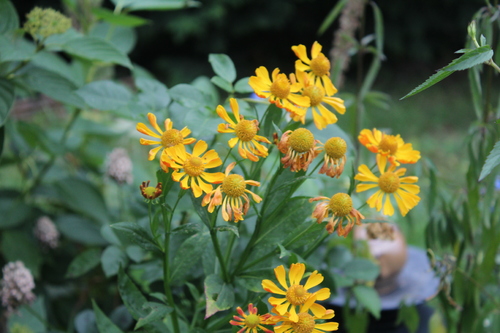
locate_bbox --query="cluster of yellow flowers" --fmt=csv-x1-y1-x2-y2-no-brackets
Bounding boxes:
230,263,339,333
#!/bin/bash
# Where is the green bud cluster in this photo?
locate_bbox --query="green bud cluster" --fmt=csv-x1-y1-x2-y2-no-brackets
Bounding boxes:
24,7,72,40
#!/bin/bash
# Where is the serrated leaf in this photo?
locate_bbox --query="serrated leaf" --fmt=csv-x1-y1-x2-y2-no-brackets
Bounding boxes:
443,45,493,71
0,0,19,33
92,300,125,333
214,225,239,237
210,75,233,93
204,274,234,318
117,267,148,320
135,303,172,330
65,248,102,278
400,70,454,100
62,36,132,68
76,80,132,111
352,285,381,319
111,222,162,253
171,232,211,284
92,7,149,27
0,77,14,126
208,54,236,83
479,140,500,181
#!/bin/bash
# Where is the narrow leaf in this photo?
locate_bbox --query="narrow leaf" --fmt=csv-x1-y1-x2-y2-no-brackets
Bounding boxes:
65,248,102,278
92,300,125,333
479,140,500,181
400,70,453,100
111,222,162,253
92,7,149,27
214,225,239,237
443,45,493,71
135,303,172,330
0,77,14,126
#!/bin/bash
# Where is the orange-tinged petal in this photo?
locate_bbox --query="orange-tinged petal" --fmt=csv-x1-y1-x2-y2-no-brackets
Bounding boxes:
140,138,161,146
218,123,236,133
180,175,190,189
147,113,163,134
148,146,162,160
262,279,286,295
292,44,310,64
216,105,236,126
201,172,225,184
164,118,173,131
137,123,161,138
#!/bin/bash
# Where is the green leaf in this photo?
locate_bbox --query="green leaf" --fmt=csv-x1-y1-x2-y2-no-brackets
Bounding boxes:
135,77,171,110
117,267,148,320
189,192,211,228
342,258,380,281
443,45,493,71
208,54,236,83
400,70,453,100
317,0,348,35
479,140,500,181
204,274,234,318
92,7,149,27
101,245,129,277
55,177,109,224
111,222,162,253
0,77,13,125
214,225,239,237
65,248,102,278
261,103,282,138
61,36,132,68
352,285,381,319
112,0,201,11
234,77,253,94
8,297,46,332
169,83,205,108
135,303,172,330
23,67,86,108
172,223,201,234
1,230,43,278
0,125,4,159
0,35,35,62
57,215,108,246
210,75,233,93
396,304,419,333
171,232,211,284
76,80,132,111
92,300,125,333
89,22,137,55
0,0,19,33
31,51,81,86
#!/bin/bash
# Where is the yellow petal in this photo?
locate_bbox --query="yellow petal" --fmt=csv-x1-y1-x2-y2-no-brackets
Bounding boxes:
289,263,305,285
274,265,289,290
304,271,323,290
315,322,340,331
191,179,203,198
356,183,378,193
140,138,161,146
148,146,162,160
311,41,322,58
309,302,327,318
147,113,163,134
136,123,161,138
229,98,240,121
291,44,310,64
355,164,378,182
201,172,225,184
313,287,331,301
383,196,395,216
262,279,286,295
216,105,236,126
192,140,207,157
228,137,239,148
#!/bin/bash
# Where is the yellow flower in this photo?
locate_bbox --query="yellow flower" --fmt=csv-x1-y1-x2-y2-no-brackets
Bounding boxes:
229,303,274,333
139,181,162,201
292,70,345,130
272,296,339,333
355,155,420,216
292,41,337,96
319,137,347,178
202,162,262,222
160,140,225,198
358,128,420,166
262,263,330,323
217,98,271,162
137,113,196,160
249,66,310,114
309,193,364,237
277,128,321,172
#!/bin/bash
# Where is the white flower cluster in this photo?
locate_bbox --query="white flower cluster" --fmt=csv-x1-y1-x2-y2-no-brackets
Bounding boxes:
106,147,133,184
0,261,36,314
33,216,59,249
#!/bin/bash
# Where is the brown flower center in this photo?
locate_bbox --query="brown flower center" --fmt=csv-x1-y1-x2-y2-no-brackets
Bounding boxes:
302,85,324,106
270,73,291,99
184,156,205,177
161,129,183,148
286,284,309,306
235,119,258,142
221,174,246,197
378,135,398,155
378,172,400,193
288,128,315,153
324,137,347,159
310,53,330,77
291,312,316,333
328,193,353,217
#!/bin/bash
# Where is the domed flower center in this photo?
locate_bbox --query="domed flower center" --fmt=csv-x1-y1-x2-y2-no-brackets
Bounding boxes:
161,129,183,148
222,174,246,197
184,156,205,177
302,85,324,106
235,119,258,142
289,128,315,153
378,172,400,193
310,53,330,77
286,284,309,306
244,314,260,328
270,74,291,99
328,193,353,217
379,135,398,155
143,187,157,197
291,312,316,333
324,137,347,159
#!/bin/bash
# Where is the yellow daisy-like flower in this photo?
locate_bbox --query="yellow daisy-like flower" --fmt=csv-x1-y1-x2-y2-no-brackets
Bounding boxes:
202,162,262,222
272,295,339,333
217,98,271,162
355,155,420,216
277,128,321,172
309,193,364,237
319,137,347,178
262,263,330,323
292,70,346,130
137,113,196,160
358,128,421,166
249,66,310,114
229,303,274,333
292,41,336,96
160,140,225,198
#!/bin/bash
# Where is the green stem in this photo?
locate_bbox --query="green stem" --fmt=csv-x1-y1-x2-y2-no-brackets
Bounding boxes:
210,229,230,282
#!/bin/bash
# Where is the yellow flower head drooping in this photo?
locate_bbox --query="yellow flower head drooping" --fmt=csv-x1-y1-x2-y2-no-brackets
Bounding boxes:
202,162,262,223
271,295,339,333
355,155,420,216
292,70,346,130
358,128,421,166
137,113,196,161
139,181,162,201
277,128,321,172
292,41,337,97
229,303,274,333
309,193,364,237
160,141,225,198
319,137,347,178
216,98,271,162
262,263,330,323
249,66,310,114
